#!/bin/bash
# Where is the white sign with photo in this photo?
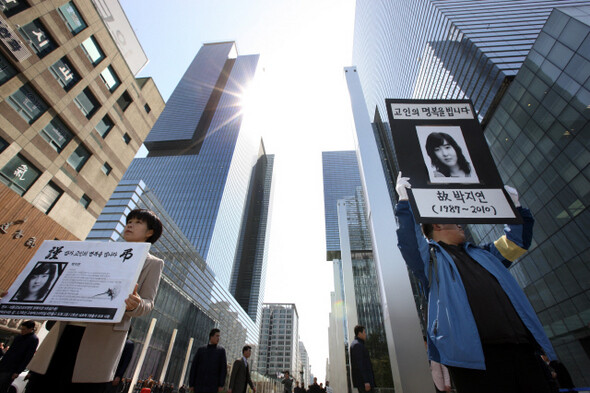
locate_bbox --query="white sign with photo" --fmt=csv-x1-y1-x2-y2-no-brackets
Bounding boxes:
0,240,150,323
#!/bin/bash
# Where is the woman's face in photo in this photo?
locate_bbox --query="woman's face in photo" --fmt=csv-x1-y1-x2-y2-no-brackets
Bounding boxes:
433,140,457,167
29,272,50,293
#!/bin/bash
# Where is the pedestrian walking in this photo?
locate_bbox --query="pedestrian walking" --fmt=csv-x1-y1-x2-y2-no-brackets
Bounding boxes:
350,325,375,393
188,328,227,393
281,371,293,393
228,345,255,393
0,320,38,393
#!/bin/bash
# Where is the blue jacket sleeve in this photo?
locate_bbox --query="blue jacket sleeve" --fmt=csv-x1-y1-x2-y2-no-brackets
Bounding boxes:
481,207,534,267
395,201,430,288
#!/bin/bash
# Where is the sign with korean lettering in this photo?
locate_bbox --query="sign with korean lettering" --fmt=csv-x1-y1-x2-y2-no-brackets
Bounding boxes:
0,15,31,61
0,240,150,323
385,99,520,224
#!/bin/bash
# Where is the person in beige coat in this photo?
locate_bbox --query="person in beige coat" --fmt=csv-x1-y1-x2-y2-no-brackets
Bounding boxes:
25,209,164,393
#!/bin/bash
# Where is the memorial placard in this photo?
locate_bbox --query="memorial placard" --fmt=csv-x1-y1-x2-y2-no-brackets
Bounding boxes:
0,240,150,323
386,99,520,224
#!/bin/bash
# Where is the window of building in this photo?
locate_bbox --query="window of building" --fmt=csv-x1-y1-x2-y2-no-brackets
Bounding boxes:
67,144,90,172
0,52,17,85
102,162,112,175
144,103,151,113
1,0,30,16
7,84,48,124
19,19,57,58
116,91,133,111
122,133,131,145
57,1,86,35
40,118,73,153
95,115,114,138
0,136,8,153
49,57,79,91
100,65,121,92
74,87,100,119
79,194,91,209
0,154,41,196
32,181,62,213
80,36,105,66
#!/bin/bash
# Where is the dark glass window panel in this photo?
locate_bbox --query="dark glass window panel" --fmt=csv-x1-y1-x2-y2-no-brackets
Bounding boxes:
80,36,105,66
559,17,589,51
57,1,86,35
19,19,57,58
0,154,41,195
7,84,48,124
40,117,73,153
74,87,100,119
95,115,114,138
122,133,131,144
100,65,120,92
144,103,151,113
116,91,132,111
67,144,90,172
80,194,91,209
0,135,8,153
32,181,62,214
49,57,79,91
0,52,17,85
102,162,112,175
0,0,29,17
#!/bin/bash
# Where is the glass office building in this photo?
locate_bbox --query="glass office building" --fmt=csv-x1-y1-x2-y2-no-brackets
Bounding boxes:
352,0,590,385
322,151,393,391
122,42,274,323
87,180,260,385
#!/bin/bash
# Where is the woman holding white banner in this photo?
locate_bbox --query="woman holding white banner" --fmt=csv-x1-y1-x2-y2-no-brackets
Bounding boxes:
25,209,164,393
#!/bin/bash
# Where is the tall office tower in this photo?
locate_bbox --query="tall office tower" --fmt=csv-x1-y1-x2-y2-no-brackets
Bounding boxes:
322,151,393,391
257,303,299,378
87,180,261,385
352,0,590,385
122,42,274,323
0,0,163,308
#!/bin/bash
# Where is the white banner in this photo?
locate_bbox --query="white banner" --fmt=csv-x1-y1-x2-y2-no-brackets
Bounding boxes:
0,240,150,323
412,188,515,219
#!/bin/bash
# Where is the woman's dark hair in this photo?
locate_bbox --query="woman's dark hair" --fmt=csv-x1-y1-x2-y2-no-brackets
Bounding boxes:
126,209,163,244
425,132,471,177
16,263,57,301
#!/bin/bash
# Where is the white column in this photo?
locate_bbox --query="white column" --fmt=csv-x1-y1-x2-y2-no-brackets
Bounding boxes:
178,337,194,389
130,318,157,392
159,328,177,382
344,66,434,393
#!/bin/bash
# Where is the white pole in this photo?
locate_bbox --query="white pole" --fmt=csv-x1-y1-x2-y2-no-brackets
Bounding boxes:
159,328,177,382
178,337,194,389
130,318,157,392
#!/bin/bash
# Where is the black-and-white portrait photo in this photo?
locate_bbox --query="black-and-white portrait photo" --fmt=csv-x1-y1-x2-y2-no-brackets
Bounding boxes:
11,262,65,303
416,125,480,184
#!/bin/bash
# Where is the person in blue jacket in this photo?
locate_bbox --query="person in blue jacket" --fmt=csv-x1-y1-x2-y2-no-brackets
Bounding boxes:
394,173,556,393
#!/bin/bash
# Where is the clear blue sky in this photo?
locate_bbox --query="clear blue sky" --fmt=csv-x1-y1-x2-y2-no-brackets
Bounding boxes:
120,0,357,380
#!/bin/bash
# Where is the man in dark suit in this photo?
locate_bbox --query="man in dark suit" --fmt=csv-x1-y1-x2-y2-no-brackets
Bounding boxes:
350,325,375,393
228,345,255,393
189,329,227,393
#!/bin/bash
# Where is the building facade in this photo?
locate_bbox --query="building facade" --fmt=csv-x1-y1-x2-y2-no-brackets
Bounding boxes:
121,42,273,323
322,151,393,391
257,303,299,379
298,341,311,386
352,0,590,386
0,0,163,336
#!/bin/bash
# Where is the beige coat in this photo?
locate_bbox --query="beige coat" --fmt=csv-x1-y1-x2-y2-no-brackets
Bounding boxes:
27,253,164,383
